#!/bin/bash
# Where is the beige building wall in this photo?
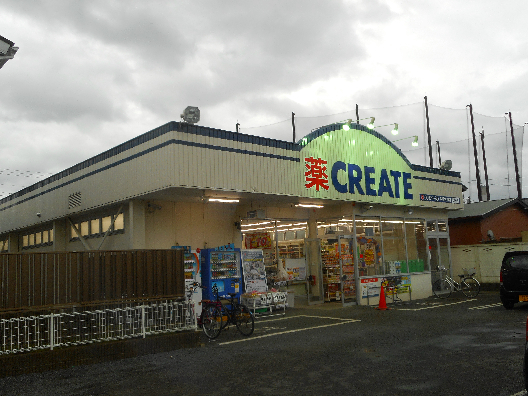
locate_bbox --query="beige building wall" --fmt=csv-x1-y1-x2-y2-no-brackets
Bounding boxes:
144,200,241,250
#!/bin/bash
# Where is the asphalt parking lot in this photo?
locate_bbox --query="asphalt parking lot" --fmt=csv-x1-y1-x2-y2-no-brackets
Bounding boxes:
0,291,526,396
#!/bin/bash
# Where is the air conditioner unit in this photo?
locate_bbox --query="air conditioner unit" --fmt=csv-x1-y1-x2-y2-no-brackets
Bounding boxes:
247,209,266,219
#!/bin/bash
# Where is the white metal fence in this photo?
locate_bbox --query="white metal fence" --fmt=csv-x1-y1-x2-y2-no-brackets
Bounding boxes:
0,299,196,355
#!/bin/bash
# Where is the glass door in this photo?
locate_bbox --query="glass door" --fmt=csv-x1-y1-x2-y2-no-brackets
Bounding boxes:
338,235,356,306
429,236,451,285
304,238,324,305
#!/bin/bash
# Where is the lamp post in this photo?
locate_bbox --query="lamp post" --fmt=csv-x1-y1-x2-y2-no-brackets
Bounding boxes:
0,35,18,69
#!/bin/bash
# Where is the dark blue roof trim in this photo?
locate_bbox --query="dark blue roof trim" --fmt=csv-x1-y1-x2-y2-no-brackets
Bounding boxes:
0,122,301,205
0,120,460,206
0,138,300,211
298,122,461,178
411,164,460,178
413,175,464,186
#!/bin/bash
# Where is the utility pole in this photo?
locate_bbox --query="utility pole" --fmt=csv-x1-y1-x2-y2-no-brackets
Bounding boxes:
467,104,482,202
424,96,433,167
480,129,490,201
292,112,296,143
507,112,522,200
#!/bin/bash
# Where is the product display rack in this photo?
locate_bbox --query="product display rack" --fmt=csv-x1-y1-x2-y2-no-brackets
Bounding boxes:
340,255,355,299
322,244,340,301
321,241,356,302
184,253,199,280
277,240,304,260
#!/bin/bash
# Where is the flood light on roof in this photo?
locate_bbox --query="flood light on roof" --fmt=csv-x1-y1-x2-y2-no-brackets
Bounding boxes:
180,106,200,124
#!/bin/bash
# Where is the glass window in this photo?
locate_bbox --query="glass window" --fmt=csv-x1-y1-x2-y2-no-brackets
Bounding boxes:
356,217,382,276
355,217,381,237
22,235,29,247
405,220,428,272
42,230,49,244
68,212,124,244
438,220,447,233
71,224,79,239
35,232,42,245
426,220,436,232
439,238,450,270
102,216,112,232
429,238,439,271
114,213,124,231
295,229,306,240
382,219,407,274
508,255,528,269
91,219,100,235
28,234,35,246
284,231,295,241
81,221,89,236
49,229,54,243
381,219,404,237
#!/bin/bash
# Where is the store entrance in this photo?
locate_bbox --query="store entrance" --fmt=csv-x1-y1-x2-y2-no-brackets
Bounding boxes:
304,238,324,305
429,236,451,283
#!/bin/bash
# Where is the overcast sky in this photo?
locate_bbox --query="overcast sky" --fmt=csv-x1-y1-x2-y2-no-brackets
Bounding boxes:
0,0,527,201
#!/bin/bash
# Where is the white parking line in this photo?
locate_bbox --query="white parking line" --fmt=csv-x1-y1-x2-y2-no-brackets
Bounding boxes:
468,303,503,310
257,314,354,323
398,299,477,311
218,316,360,345
510,390,526,396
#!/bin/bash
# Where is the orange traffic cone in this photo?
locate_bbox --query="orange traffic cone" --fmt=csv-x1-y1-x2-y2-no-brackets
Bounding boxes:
376,285,390,310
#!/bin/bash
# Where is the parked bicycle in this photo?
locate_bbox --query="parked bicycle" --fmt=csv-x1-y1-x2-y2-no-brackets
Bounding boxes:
432,266,480,298
184,282,201,327
383,276,404,304
200,284,254,339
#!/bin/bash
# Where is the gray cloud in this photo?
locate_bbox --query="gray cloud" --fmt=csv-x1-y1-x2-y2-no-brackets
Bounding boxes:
0,0,526,200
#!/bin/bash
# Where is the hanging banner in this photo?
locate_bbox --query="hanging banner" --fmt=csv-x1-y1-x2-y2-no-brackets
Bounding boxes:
241,249,268,293
244,233,272,249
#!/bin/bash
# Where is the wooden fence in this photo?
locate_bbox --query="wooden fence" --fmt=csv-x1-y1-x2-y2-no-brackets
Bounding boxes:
0,250,184,312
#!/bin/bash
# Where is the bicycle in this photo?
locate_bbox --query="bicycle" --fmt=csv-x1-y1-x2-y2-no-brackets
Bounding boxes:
383,276,404,304
184,282,201,327
432,266,480,298
200,284,254,339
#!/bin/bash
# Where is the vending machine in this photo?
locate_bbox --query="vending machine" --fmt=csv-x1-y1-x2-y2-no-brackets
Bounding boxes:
201,246,243,301
173,246,202,317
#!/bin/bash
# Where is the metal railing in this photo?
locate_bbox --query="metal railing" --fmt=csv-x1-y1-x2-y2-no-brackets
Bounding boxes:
0,299,195,355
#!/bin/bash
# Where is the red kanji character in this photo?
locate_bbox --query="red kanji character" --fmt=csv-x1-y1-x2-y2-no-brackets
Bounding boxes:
304,157,329,191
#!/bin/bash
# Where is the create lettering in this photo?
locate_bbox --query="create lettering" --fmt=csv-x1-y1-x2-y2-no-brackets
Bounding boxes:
331,161,413,200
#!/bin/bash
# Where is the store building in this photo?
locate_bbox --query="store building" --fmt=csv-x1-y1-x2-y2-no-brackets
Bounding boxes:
0,120,463,306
